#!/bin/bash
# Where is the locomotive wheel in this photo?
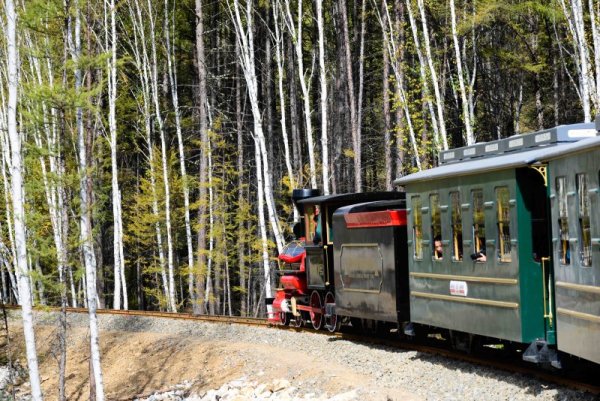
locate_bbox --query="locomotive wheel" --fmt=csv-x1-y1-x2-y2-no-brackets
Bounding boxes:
280,311,290,326
325,292,341,333
310,291,323,330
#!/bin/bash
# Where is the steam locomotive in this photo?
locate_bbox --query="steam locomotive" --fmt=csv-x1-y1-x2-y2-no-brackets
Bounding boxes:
269,117,600,368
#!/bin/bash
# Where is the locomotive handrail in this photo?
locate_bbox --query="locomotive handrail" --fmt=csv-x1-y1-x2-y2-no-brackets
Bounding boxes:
541,257,554,328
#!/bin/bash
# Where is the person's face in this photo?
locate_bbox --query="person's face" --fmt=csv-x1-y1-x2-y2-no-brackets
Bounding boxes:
434,240,443,254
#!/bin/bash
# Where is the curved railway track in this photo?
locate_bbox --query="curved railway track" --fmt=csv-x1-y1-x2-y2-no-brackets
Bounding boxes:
4,305,599,396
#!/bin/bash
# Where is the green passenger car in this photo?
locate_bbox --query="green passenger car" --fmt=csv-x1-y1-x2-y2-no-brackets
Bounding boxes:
395,122,598,362
541,134,600,364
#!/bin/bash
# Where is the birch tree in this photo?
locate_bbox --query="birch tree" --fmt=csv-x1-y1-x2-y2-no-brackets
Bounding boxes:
105,0,127,310
316,0,329,195
590,0,600,109
558,0,598,120
283,0,318,190
23,13,71,397
127,0,172,310
381,0,393,190
405,0,441,151
146,0,177,312
377,0,422,170
4,0,43,398
230,0,277,313
231,0,285,254
339,0,361,191
273,2,299,215
417,0,448,150
449,0,475,144
62,0,105,396
164,0,196,311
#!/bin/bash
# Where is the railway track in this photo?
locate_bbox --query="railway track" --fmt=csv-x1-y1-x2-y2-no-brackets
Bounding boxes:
4,305,599,396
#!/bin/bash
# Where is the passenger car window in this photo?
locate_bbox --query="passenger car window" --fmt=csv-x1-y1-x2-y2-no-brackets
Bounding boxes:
430,194,443,260
576,174,592,267
412,196,423,260
472,189,486,262
450,192,463,261
556,177,570,265
496,187,511,262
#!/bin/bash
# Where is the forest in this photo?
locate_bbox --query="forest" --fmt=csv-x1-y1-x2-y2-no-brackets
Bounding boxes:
0,1,599,395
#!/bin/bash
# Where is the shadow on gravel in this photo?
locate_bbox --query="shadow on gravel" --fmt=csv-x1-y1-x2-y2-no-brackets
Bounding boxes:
326,336,598,400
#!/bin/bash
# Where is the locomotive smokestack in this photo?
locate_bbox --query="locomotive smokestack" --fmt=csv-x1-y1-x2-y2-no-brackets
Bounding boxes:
291,188,320,216
291,189,320,239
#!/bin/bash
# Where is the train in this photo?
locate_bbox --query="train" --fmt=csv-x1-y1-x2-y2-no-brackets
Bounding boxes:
269,116,600,369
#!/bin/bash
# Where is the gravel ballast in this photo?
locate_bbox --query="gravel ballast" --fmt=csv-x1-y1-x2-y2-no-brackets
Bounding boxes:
5,311,598,401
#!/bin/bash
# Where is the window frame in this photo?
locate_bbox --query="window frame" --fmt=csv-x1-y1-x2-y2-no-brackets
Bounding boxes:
556,176,571,266
576,173,592,267
411,195,423,260
471,189,486,263
495,186,512,263
430,193,443,261
449,191,463,262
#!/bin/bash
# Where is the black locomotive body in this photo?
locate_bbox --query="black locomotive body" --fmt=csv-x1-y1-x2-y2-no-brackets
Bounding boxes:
332,200,409,325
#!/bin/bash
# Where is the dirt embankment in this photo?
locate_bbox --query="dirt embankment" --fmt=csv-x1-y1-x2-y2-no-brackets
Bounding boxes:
2,312,404,401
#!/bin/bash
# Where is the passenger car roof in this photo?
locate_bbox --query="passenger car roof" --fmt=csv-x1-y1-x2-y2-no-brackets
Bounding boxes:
394,136,600,186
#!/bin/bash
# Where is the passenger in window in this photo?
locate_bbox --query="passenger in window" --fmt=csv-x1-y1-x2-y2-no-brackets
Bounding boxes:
434,235,443,259
470,237,486,262
313,207,322,245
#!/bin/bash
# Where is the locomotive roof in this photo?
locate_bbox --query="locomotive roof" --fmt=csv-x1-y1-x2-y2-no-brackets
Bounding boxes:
296,191,404,205
333,199,406,215
394,135,600,186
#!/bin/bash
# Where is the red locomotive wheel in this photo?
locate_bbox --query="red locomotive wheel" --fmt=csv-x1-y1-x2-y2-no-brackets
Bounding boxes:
310,291,323,330
325,292,341,333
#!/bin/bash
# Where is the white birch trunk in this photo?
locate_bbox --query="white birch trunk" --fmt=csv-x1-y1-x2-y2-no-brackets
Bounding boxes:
283,0,318,190
339,0,362,191
417,0,448,150
231,0,284,254
5,1,43,398
231,0,275,313
316,0,329,195
71,3,105,398
449,0,474,144
589,0,600,109
164,0,195,308
253,138,273,317
378,1,422,170
405,0,440,151
0,134,19,302
146,0,177,312
204,139,215,312
559,0,593,121
0,96,19,302
356,0,367,184
128,0,171,310
105,0,126,310
273,3,299,219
